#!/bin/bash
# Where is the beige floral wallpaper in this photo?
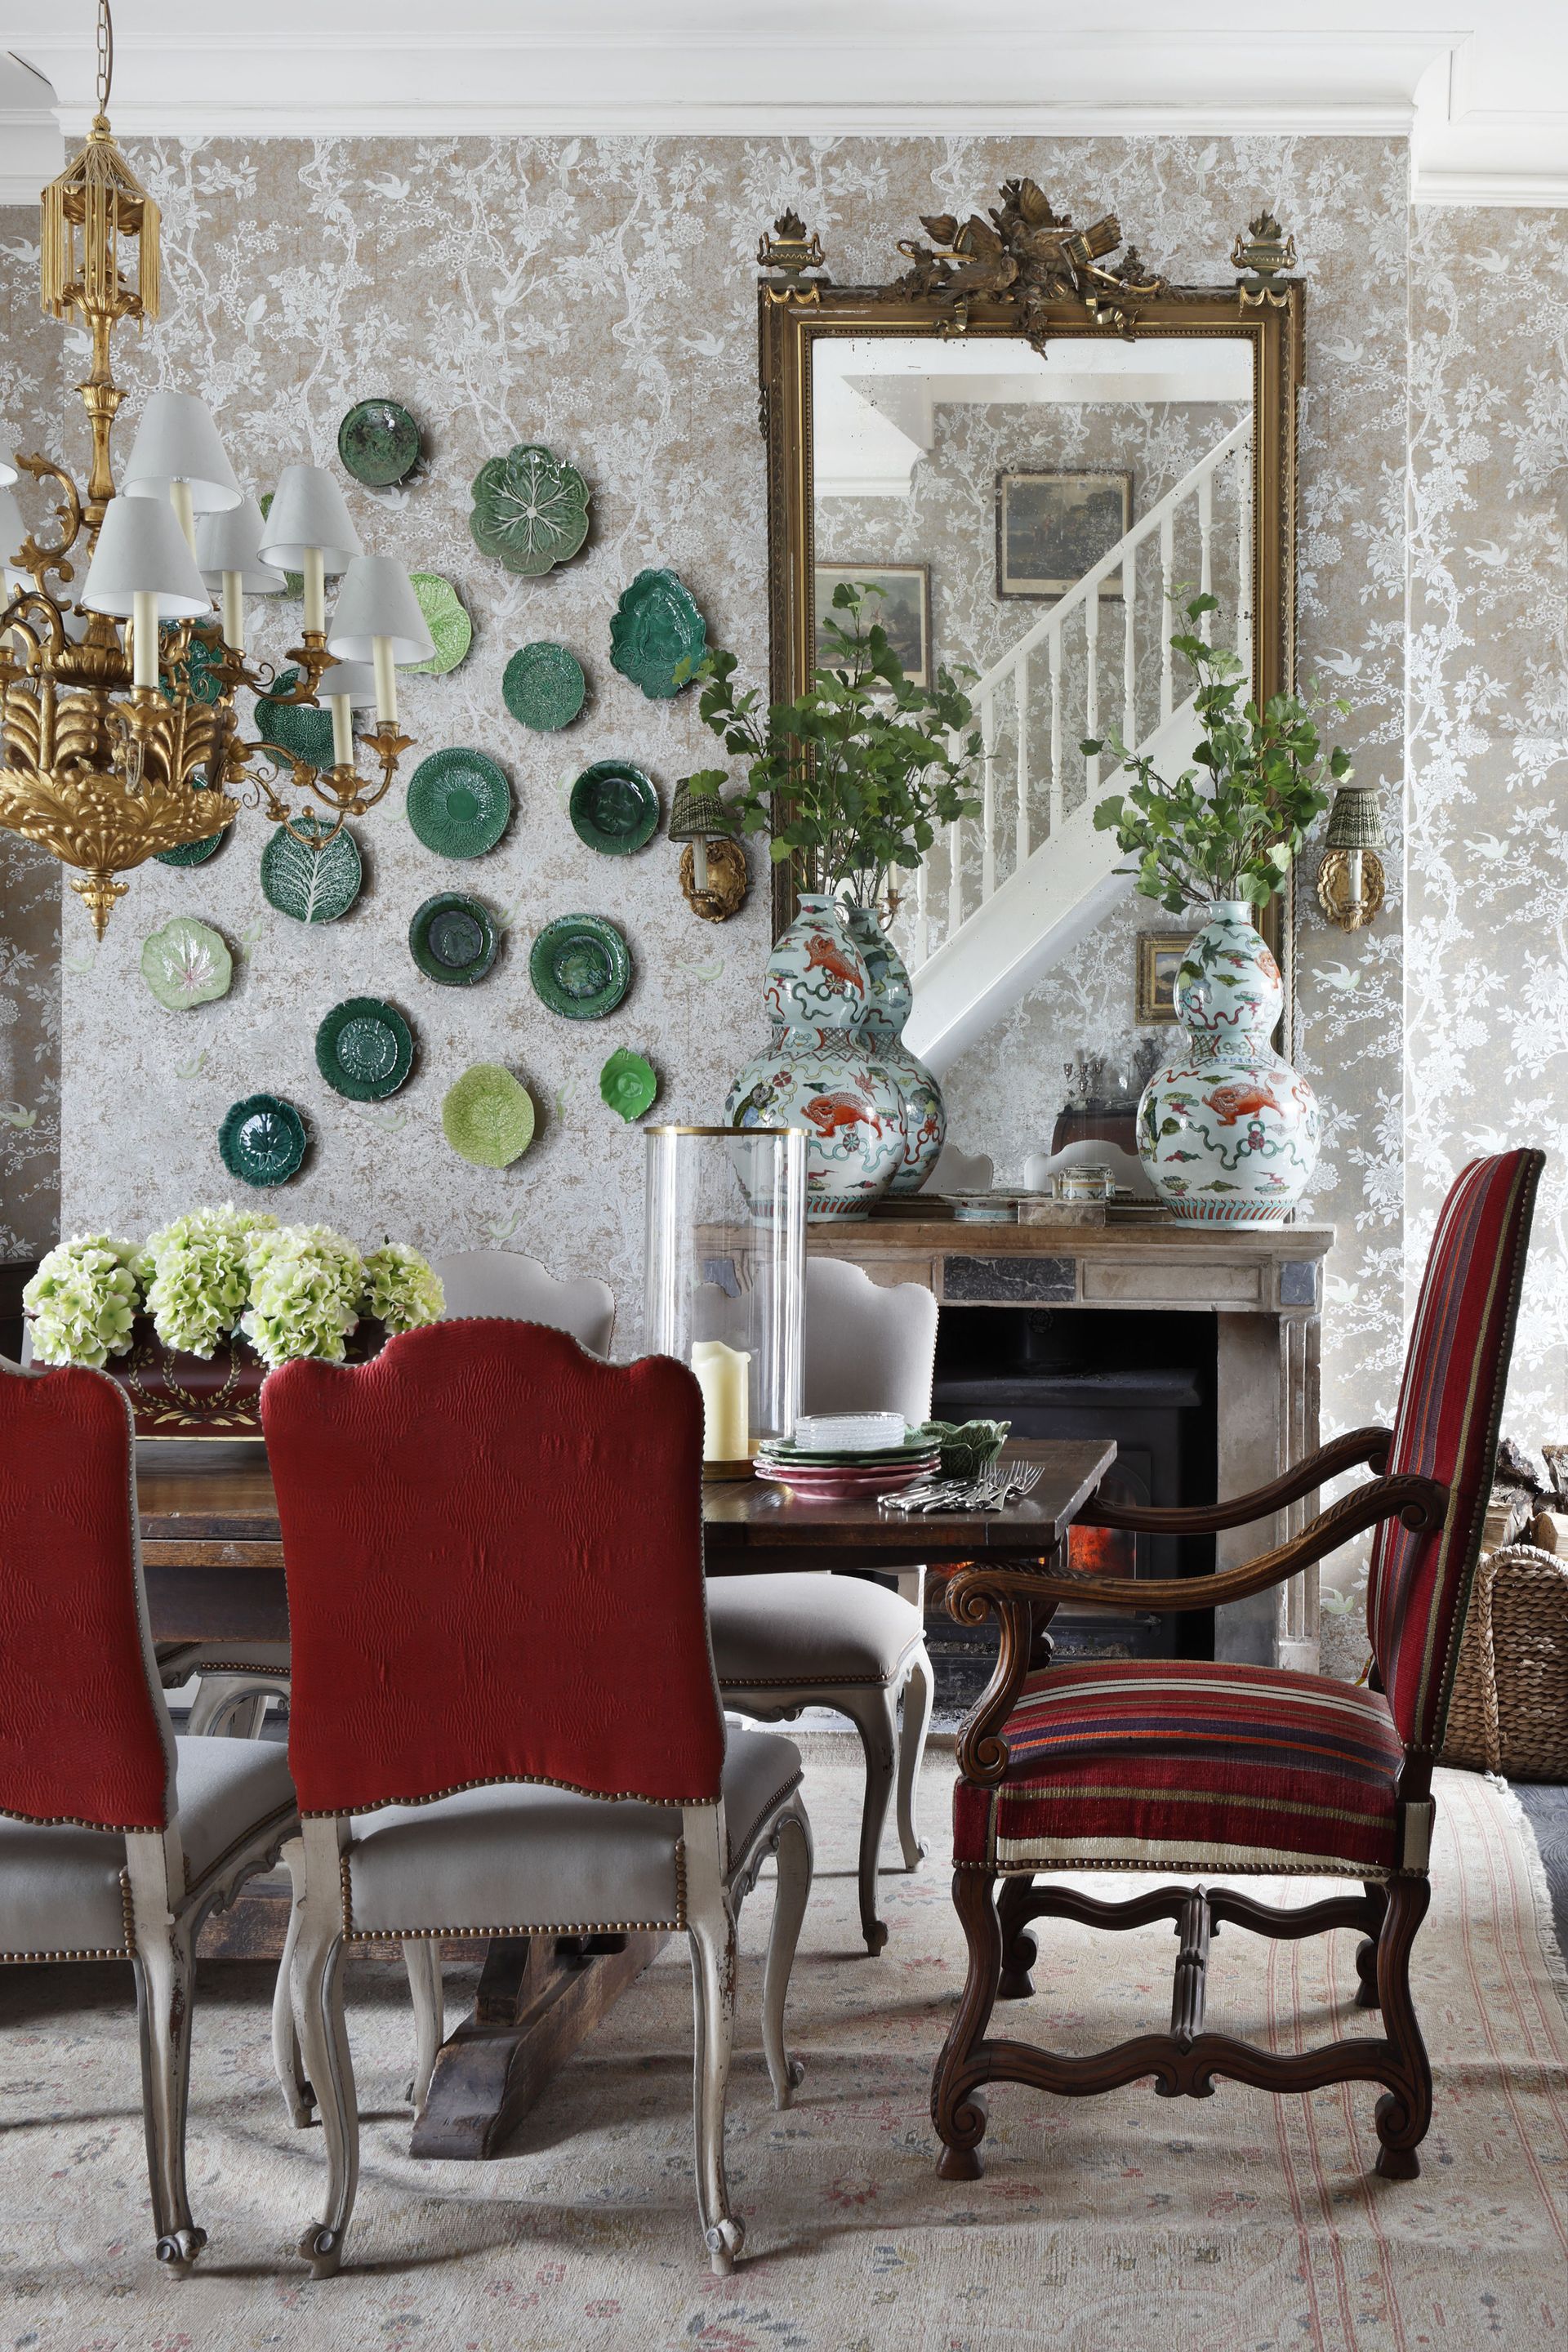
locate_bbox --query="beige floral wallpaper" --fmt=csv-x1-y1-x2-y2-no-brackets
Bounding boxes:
7,136,1557,1664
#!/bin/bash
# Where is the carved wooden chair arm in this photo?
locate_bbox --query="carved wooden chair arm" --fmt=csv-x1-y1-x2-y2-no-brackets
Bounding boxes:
1077,1424,1394,1536
950,1469,1448,1787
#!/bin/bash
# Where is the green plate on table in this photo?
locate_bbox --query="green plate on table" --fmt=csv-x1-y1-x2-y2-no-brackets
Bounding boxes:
408,891,500,987
502,641,586,732
599,1048,657,1121
337,398,421,488
569,760,660,856
218,1093,308,1188
260,813,363,924
529,914,630,1022
314,996,415,1102
442,1063,535,1168
406,748,512,859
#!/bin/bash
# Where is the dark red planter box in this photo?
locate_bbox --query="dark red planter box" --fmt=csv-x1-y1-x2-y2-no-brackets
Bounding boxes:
105,1314,387,1438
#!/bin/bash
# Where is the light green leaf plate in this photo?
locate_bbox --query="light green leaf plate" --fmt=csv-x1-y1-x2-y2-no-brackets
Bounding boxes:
599,1048,657,1121
442,1063,536,1168
399,572,472,675
260,813,363,924
140,916,233,1012
469,443,590,576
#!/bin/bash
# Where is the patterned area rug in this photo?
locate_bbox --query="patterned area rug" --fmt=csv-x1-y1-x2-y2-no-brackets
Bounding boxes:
2,1753,1566,2350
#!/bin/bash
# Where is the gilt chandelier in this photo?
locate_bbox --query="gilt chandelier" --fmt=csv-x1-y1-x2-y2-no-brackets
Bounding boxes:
0,0,432,937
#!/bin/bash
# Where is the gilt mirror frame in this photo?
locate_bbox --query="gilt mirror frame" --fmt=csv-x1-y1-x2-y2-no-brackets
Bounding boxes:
755,185,1304,1018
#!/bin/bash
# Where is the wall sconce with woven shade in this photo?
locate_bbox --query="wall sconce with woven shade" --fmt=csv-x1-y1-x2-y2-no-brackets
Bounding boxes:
1316,784,1387,931
670,775,748,921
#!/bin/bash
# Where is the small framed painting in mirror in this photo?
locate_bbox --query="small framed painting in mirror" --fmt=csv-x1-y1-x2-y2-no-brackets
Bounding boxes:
996,468,1133,602
813,563,930,688
1136,931,1197,1024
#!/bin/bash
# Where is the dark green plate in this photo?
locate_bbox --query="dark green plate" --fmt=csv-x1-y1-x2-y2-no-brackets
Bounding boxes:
569,760,659,856
314,996,415,1102
260,813,363,924
218,1094,308,1188
529,914,631,1021
337,399,421,488
256,669,335,772
408,891,500,987
503,642,586,732
608,568,706,700
406,748,512,859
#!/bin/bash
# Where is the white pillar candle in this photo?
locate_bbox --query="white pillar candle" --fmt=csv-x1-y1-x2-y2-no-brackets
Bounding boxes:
220,569,244,654
302,546,326,636
692,837,710,893
169,479,198,557
330,693,354,768
691,1339,751,1463
131,590,158,690
1347,848,1363,911
371,635,398,725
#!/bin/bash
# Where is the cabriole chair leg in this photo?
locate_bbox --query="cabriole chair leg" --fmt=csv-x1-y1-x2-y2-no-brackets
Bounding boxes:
273,1837,315,2127
403,1938,444,2114
131,1905,206,2272
933,1867,1003,2181
1373,1874,1433,2180
840,1683,900,1955
895,1648,933,1872
293,1824,359,2277
684,1808,743,2274
760,1800,813,2109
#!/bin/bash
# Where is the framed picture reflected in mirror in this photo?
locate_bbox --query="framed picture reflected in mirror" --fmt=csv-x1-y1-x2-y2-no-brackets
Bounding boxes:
996,468,1133,602
1136,931,1197,1025
813,563,931,688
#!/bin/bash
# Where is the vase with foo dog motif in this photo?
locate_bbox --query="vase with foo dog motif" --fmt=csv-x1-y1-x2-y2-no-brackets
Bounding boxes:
1137,900,1320,1224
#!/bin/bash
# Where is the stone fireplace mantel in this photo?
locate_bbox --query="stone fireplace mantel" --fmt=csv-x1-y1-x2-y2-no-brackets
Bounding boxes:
807,1215,1336,1673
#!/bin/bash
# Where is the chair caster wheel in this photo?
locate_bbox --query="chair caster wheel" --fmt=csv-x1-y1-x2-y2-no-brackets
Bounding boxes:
300,2224,343,2277
154,2225,206,2271
705,2216,744,2274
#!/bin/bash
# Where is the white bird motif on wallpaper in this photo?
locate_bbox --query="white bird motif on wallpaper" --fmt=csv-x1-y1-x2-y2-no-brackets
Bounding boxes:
1468,250,1513,275
1315,649,1364,679
362,172,412,201
1314,961,1361,994
1465,541,1512,568
1467,833,1509,862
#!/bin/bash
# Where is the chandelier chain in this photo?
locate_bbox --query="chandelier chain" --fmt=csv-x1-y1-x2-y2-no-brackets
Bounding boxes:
96,0,114,118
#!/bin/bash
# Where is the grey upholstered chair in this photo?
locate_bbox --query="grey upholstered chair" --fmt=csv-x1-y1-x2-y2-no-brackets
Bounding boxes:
0,1359,298,2271
706,1257,939,1953
172,1250,616,1739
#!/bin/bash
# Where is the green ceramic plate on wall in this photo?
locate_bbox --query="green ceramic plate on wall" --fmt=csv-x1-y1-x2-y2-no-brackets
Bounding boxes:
406,748,512,858
256,668,335,771
337,398,421,488
569,760,660,855
469,444,590,576
442,1064,536,1168
608,568,706,700
260,813,363,924
502,641,586,732
314,996,415,1101
529,914,631,1021
156,781,228,868
218,1094,308,1188
399,572,472,675
140,916,232,1012
599,1048,657,1121
408,891,500,987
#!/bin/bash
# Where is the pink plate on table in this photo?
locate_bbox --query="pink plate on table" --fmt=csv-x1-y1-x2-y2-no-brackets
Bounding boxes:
755,1453,938,1501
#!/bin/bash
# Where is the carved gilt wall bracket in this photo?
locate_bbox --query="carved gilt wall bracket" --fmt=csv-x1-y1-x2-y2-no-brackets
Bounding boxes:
889,177,1167,350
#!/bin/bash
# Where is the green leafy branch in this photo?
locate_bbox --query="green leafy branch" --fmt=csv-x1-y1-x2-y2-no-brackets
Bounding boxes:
1087,594,1352,914
680,583,982,907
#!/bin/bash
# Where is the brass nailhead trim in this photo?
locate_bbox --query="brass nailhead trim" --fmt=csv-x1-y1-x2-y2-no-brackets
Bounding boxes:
337,1826,696,1940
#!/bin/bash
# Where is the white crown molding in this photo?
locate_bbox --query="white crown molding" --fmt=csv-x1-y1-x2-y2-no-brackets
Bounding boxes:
1413,169,1568,205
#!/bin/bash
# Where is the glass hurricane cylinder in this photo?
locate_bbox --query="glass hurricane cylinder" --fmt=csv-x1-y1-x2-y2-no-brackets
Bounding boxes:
643,1124,806,1474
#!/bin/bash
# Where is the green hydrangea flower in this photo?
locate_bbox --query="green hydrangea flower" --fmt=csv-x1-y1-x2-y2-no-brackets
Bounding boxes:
22,1235,142,1367
360,1243,444,1334
141,1203,278,1358
242,1223,364,1369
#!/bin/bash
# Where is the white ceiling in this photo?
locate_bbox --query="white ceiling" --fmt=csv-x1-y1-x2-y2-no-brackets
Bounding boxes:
2,2,1567,207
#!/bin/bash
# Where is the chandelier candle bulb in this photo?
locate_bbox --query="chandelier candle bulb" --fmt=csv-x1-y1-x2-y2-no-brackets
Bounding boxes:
327,556,434,719
168,479,197,557
330,692,354,768
372,637,397,724
196,497,284,657
131,590,157,689
221,571,244,655
302,546,326,636
257,466,363,635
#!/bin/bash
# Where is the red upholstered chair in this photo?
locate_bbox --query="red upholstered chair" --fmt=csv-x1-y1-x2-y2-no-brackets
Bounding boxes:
933,1149,1542,2185
0,1361,298,2269
262,1319,812,2278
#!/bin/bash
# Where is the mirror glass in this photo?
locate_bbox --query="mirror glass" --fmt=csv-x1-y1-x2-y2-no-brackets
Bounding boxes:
809,330,1258,1187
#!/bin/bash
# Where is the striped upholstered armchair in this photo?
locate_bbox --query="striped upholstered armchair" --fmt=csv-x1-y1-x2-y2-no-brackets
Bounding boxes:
932,1148,1543,2186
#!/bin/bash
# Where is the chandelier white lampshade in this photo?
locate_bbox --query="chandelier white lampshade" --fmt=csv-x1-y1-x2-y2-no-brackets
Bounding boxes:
195,497,287,592
317,659,377,702
257,466,361,573
327,556,434,665
0,486,24,582
120,390,242,514
82,494,211,621
0,438,16,490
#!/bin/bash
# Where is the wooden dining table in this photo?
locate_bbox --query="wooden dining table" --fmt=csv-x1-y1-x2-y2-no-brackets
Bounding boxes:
137,1433,1115,2160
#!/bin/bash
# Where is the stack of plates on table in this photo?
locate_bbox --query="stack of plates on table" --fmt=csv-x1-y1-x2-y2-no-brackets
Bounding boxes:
754,1428,940,1501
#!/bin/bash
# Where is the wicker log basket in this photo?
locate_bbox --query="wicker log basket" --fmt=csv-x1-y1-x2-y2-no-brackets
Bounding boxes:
1443,1538,1568,1780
